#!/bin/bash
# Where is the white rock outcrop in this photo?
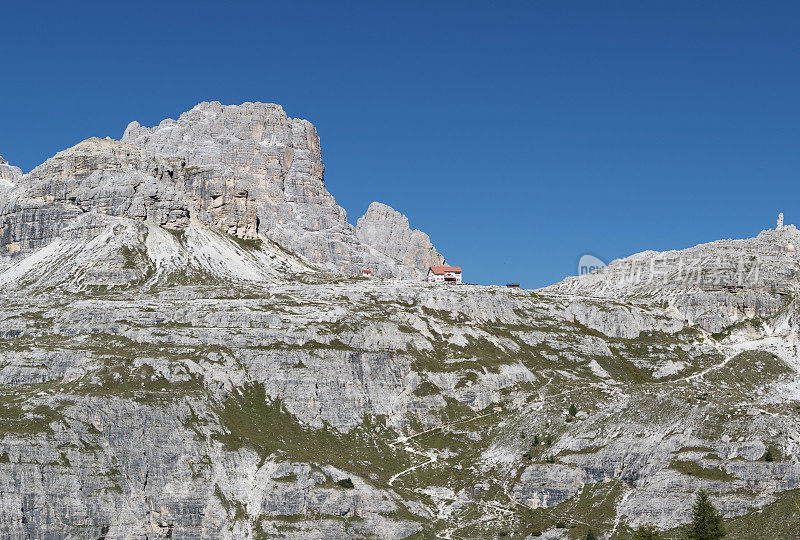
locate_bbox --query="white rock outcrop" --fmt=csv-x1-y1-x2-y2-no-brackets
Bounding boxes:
120,101,441,278
0,156,21,188
1,101,799,539
545,226,800,332
356,202,445,277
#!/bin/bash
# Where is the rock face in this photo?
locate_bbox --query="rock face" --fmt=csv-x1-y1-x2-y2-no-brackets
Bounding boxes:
121,102,332,244
0,103,447,279
3,266,800,538
356,202,445,276
546,226,800,332
3,102,800,539
1,139,192,257
0,156,21,189
120,101,439,277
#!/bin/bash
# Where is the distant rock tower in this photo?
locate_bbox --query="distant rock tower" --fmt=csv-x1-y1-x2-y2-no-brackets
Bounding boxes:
777,212,784,230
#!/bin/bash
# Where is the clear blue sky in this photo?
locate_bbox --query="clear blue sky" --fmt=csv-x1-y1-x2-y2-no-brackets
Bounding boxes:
2,1,799,287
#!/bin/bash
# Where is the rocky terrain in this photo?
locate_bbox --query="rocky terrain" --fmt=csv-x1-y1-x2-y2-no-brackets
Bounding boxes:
119,101,438,279
546,224,800,334
356,202,445,274
0,156,21,189
0,102,799,539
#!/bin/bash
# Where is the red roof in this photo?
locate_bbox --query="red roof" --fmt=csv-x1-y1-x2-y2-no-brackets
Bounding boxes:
428,266,462,275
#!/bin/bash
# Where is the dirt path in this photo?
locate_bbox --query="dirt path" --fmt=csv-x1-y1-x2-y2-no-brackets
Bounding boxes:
388,410,499,487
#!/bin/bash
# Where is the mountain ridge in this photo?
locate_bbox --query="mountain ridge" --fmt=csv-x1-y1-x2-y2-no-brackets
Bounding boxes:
1,102,447,284
1,102,800,539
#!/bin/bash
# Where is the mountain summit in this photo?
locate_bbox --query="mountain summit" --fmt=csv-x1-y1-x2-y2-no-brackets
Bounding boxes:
547,219,800,332
0,102,444,287
1,104,799,539
0,156,21,189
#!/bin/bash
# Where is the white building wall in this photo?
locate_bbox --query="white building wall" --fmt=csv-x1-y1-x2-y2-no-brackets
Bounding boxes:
427,271,462,283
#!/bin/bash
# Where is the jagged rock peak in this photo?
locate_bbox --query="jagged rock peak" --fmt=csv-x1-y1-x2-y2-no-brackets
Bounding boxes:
0,137,199,258
120,101,439,278
356,202,445,275
0,155,22,187
1,102,449,281
120,102,328,215
122,101,296,142
546,223,800,332
121,102,342,254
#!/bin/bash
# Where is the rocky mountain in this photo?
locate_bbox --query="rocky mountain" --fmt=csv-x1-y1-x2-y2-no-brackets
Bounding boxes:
1,102,799,539
120,101,438,278
0,156,21,189
546,224,800,333
356,202,445,273
0,102,443,281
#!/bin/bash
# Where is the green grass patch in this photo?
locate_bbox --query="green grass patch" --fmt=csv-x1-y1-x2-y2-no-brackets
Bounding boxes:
669,460,734,481
209,384,412,485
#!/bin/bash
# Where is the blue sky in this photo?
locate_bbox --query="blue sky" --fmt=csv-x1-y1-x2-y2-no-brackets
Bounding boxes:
2,1,799,287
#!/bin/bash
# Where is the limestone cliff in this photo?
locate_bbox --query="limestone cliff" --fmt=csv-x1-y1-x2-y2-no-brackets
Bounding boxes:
121,101,436,278
0,156,21,189
546,225,800,332
1,103,448,280
356,202,445,277
1,103,800,539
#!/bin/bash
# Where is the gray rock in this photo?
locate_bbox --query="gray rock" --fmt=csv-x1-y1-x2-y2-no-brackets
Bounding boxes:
356,202,445,277
0,156,21,189
121,102,423,278
2,103,800,539
1,103,444,280
545,226,800,332
0,138,193,260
